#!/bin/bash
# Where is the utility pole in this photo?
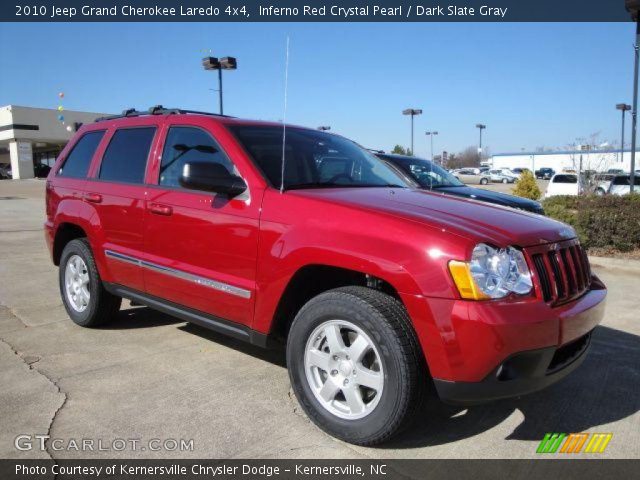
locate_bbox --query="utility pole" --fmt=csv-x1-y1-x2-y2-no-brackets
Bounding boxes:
425,131,439,160
403,109,423,155
616,103,631,164
476,124,486,164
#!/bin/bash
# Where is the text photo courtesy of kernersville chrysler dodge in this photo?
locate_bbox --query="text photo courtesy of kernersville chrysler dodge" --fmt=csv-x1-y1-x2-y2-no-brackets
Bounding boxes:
44,106,606,446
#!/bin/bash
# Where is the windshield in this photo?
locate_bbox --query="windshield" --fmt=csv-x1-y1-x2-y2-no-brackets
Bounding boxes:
380,155,464,188
228,125,410,190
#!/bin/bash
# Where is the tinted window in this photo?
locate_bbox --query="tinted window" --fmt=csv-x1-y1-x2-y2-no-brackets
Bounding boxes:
229,126,409,189
159,127,235,187
613,175,640,185
98,127,155,184
57,131,105,178
553,175,577,184
379,155,463,188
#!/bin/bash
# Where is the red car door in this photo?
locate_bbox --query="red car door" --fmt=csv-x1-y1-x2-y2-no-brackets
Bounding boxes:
85,120,160,292
142,118,262,327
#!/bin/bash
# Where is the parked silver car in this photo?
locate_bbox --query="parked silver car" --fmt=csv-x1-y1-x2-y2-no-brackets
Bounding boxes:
479,169,518,185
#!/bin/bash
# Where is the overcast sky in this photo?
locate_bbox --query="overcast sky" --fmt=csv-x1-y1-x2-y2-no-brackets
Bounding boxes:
0,22,635,158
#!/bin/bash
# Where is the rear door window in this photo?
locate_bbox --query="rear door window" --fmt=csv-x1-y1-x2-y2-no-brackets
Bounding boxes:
57,130,105,178
98,127,156,184
553,175,577,184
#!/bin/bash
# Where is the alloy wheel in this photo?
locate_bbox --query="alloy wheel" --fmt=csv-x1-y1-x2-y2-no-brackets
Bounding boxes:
64,254,90,312
304,319,384,420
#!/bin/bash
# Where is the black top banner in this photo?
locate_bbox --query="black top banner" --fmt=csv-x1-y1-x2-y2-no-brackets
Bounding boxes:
1,0,636,22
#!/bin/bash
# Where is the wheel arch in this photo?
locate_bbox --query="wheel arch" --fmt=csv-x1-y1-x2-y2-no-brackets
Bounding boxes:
267,263,404,342
53,222,88,266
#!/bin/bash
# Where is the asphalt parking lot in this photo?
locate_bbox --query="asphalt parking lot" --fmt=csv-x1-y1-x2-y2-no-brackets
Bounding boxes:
1,179,638,460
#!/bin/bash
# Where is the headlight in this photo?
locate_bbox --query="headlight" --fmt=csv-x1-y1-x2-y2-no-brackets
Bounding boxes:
448,243,533,300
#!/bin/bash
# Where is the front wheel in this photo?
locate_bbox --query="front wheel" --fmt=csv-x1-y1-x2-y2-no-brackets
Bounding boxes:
502,178,509,184
480,178,489,185
59,239,121,327
287,286,425,445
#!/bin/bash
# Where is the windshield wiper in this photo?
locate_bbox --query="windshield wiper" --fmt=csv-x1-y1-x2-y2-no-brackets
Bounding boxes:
285,182,407,191
284,182,342,190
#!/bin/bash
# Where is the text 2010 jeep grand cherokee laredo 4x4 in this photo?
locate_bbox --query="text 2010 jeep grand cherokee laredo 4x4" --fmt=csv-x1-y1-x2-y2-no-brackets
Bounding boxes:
45,107,606,445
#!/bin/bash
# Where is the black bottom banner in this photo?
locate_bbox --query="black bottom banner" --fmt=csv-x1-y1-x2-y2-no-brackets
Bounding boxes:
1,459,638,480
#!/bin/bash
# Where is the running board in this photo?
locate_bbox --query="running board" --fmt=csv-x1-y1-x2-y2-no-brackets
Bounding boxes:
104,283,270,348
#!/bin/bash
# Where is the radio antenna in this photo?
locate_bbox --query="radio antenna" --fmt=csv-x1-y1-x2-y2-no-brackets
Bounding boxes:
280,35,290,194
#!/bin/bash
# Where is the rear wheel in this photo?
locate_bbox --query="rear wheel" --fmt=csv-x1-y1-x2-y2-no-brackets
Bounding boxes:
287,286,425,445
59,239,121,327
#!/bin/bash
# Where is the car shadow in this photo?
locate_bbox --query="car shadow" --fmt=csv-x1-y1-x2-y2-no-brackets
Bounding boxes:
104,304,288,367
100,306,638,448
99,304,183,330
381,325,640,448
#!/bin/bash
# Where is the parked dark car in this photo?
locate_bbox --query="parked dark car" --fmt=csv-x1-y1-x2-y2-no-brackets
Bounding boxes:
0,164,12,179
376,153,545,214
535,167,555,179
34,163,52,178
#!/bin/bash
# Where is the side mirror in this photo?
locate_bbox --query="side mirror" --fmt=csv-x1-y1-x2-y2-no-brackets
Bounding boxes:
179,162,247,197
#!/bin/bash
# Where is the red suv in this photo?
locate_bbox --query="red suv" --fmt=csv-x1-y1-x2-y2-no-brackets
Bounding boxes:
45,107,606,445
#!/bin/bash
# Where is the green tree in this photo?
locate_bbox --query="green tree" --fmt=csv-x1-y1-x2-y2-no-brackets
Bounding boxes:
391,145,407,155
512,170,541,200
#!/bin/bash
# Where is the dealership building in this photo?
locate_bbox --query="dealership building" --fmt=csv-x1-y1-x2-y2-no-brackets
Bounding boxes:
490,149,634,173
0,105,109,179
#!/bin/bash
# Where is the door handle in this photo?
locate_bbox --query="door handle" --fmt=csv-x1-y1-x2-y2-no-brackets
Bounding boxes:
83,193,102,204
148,203,173,216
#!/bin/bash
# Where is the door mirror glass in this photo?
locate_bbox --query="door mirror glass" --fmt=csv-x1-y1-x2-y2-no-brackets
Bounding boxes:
179,161,247,197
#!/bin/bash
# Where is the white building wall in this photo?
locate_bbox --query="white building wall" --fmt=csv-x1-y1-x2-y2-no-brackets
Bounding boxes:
0,105,109,144
491,151,633,173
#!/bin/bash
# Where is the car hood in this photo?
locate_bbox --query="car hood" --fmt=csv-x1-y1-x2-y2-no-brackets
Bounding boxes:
435,186,542,211
292,188,575,247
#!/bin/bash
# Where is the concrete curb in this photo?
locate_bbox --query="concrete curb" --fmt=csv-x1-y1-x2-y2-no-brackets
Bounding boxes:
588,255,640,273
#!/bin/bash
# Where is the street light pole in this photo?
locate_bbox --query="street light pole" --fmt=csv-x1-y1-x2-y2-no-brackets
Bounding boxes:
476,124,486,163
633,20,639,193
626,0,640,192
425,131,439,160
218,68,223,115
403,109,423,155
616,104,631,163
202,56,237,115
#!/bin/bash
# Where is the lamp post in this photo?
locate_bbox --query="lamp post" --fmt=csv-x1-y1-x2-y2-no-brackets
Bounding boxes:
476,124,486,163
402,108,423,155
616,103,632,164
202,56,237,115
625,0,639,192
425,131,439,160
317,126,331,131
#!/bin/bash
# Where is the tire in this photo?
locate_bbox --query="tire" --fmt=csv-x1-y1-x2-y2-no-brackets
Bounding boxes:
59,238,121,327
595,188,605,196
287,286,426,445
480,178,488,185
502,178,509,184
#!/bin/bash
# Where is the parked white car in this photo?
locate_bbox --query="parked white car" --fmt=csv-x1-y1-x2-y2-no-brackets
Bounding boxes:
607,174,640,196
545,173,582,198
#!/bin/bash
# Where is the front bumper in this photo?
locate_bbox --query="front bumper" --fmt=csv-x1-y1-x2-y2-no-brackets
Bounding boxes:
433,330,592,405
401,275,606,405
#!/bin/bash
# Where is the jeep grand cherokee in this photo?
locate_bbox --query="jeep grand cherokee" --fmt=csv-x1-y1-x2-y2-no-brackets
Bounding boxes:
45,106,606,445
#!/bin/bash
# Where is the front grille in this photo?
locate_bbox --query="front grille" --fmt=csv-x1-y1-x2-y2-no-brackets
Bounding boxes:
531,243,591,305
547,332,591,374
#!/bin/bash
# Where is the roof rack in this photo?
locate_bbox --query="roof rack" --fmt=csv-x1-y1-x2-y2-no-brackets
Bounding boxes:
95,105,232,122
